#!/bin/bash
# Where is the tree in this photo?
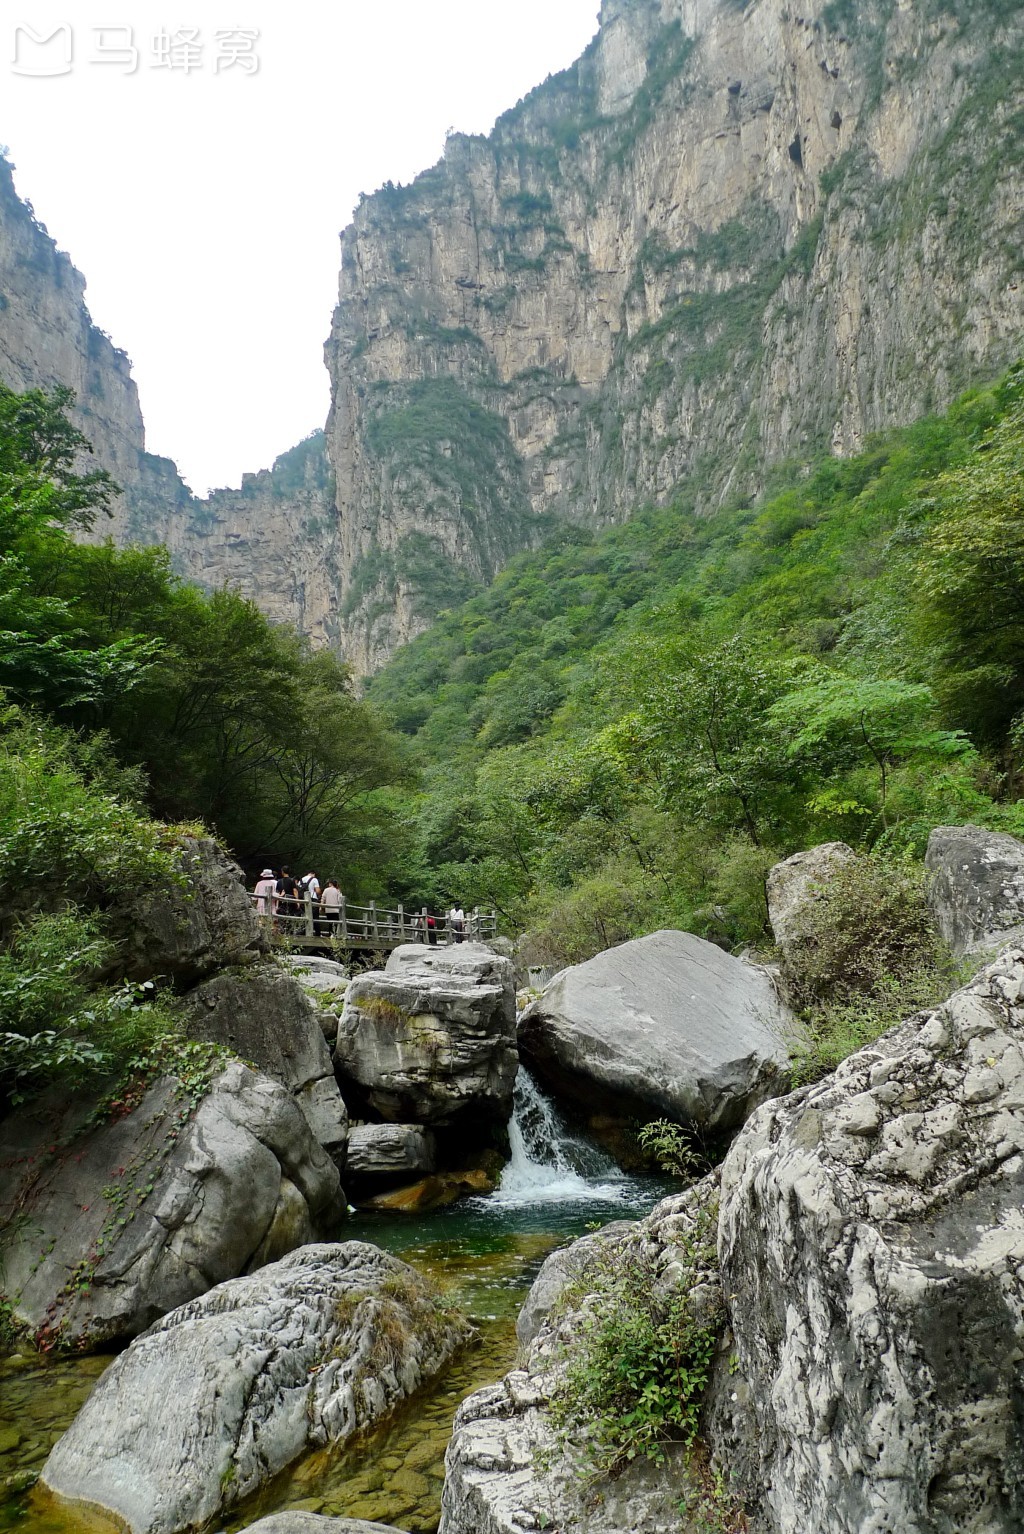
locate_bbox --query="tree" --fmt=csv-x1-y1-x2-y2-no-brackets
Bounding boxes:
770,675,973,828
915,372,1024,742
0,386,161,718
625,637,800,844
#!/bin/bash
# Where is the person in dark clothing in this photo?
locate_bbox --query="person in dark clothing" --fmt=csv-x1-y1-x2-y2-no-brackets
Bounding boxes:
277,867,301,922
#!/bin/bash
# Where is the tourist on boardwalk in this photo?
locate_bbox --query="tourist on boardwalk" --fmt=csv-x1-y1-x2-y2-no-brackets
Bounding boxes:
449,904,465,944
426,912,438,946
319,879,343,935
277,867,301,920
300,870,321,904
254,868,277,918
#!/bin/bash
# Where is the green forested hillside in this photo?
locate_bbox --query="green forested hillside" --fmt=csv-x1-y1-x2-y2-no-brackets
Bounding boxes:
0,384,412,1105
370,363,1024,965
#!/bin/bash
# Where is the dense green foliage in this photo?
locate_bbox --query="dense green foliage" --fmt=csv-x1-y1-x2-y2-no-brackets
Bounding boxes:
370,364,1024,967
0,384,413,889
0,385,413,1106
0,704,181,1102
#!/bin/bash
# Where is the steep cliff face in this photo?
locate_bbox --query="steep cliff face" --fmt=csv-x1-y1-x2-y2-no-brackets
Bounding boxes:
3,0,1023,676
327,0,1024,671
0,155,331,641
183,434,343,649
0,156,192,542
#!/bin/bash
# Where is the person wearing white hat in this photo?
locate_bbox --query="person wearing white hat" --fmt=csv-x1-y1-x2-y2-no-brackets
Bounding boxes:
254,868,277,918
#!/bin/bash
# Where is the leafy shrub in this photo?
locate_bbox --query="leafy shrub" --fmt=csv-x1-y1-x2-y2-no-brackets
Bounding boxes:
784,852,968,1082
549,1197,723,1476
636,1119,699,1179
0,909,183,1104
0,705,173,922
783,854,945,1005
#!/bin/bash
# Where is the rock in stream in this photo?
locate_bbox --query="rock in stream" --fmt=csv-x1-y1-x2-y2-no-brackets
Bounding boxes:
41,1243,472,1534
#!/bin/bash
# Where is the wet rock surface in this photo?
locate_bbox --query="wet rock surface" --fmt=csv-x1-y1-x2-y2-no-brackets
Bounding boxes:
0,1061,342,1351
41,1243,472,1534
335,946,517,1129
238,1517,402,1534
720,945,1024,1533
926,824,1024,957
518,929,798,1134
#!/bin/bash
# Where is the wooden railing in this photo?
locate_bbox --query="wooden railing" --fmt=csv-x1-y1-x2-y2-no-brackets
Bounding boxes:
249,892,498,949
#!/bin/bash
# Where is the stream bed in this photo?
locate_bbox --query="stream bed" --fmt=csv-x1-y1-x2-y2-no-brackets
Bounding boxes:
2,1074,672,1534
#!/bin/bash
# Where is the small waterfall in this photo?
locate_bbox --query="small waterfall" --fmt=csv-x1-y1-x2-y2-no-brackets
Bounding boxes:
491,1068,625,1206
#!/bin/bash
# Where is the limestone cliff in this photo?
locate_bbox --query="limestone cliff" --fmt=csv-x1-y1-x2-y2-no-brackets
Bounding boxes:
327,0,1024,671
0,155,192,542
0,156,334,641
2,0,1023,675
182,434,342,649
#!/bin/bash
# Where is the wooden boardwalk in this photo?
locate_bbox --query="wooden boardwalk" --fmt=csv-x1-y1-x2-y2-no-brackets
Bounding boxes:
250,893,498,953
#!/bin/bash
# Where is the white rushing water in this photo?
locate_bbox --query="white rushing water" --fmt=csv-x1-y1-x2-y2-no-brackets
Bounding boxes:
490,1067,629,1207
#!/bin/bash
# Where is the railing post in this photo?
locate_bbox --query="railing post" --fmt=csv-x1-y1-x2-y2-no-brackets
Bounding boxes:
370,900,378,942
304,892,314,937
340,896,347,944
398,903,405,943
421,906,428,946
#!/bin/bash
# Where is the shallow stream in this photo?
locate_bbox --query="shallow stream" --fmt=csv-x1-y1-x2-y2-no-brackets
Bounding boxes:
2,1073,672,1534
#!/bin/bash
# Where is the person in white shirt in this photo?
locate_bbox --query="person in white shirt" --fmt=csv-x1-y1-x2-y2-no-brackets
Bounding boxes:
319,879,343,936
448,904,465,944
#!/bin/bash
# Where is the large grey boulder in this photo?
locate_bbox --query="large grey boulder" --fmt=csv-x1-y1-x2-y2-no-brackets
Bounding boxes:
335,947,518,1128
767,842,855,956
183,966,347,1161
41,1243,471,1534
346,1124,437,1182
517,930,798,1135
385,942,514,1000
114,836,263,985
926,824,1024,957
280,955,350,981
0,1061,342,1351
440,1177,730,1534
719,945,1024,1533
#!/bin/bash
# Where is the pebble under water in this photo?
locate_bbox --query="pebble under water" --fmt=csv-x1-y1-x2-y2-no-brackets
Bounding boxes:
2,1073,673,1534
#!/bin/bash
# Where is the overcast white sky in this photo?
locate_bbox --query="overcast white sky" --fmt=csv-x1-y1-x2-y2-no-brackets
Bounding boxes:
3,3,601,494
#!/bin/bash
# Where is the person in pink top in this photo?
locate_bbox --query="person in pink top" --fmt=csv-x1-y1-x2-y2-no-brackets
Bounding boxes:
254,868,277,918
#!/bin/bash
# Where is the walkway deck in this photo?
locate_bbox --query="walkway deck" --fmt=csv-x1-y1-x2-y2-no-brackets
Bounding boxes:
250,893,498,953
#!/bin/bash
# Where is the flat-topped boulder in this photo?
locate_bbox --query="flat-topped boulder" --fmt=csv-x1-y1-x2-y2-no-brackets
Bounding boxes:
335,949,517,1130
183,965,348,1162
0,1062,343,1351
41,1244,471,1534
926,824,1024,956
517,930,798,1136
346,1124,437,1183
